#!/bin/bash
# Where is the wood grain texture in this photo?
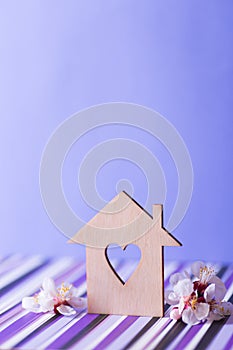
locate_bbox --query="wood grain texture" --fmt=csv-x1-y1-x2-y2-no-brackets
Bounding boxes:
71,191,181,317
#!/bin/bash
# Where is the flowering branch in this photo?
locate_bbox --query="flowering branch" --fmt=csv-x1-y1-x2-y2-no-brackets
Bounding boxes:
22,277,87,316
165,261,232,325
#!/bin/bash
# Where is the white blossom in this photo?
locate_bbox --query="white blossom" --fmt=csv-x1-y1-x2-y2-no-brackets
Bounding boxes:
165,261,232,325
22,277,86,316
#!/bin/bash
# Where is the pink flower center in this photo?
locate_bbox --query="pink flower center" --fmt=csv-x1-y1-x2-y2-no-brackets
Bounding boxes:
53,300,69,314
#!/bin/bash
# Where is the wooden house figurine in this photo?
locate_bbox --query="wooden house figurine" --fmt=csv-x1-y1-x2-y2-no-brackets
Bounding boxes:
70,191,181,317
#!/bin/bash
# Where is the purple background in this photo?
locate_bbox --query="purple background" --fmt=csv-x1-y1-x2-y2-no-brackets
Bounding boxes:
0,1,232,262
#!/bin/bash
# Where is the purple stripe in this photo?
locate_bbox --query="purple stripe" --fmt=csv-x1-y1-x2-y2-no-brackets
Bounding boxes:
223,333,233,350
175,322,204,350
0,312,43,344
73,273,86,288
94,316,138,350
45,314,98,350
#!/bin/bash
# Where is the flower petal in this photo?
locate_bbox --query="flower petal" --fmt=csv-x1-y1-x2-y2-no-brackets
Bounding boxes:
195,302,210,320
170,307,182,320
191,261,205,278
68,285,80,297
209,276,226,300
58,282,73,299
178,298,185,314
67,286,87,308
42,277,57,297
174,279,193,298
165,290,180,305
182,307,199,325
38,291,55,312
218,301,233,316
22,297,41,313
169,273,187,286
56,304,76,316
68,297,87,309
207,311,224,321
204,283,215,302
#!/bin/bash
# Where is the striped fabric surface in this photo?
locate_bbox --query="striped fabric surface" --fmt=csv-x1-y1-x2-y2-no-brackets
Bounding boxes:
0,255,232,350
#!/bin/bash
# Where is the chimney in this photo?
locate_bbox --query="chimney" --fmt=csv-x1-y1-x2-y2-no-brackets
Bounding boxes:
153,204,163,226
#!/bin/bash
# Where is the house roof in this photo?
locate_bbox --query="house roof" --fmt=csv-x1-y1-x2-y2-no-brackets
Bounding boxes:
69,191,181,248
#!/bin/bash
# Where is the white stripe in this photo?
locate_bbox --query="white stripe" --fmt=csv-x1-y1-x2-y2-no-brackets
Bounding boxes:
0,254,23,274
0,257,75,314
165,324,191,350
0,255,45,289
146,319,177,350
105,316,151,350
70,316,127,350
36,312,87,350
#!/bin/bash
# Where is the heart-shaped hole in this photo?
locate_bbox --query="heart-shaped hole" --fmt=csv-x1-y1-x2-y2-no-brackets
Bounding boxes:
105,244,141,285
